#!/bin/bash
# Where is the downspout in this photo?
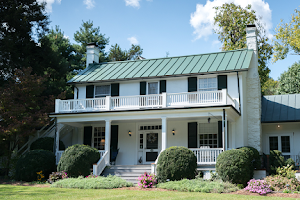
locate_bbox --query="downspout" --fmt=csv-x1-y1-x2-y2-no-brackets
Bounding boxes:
237,72,241,112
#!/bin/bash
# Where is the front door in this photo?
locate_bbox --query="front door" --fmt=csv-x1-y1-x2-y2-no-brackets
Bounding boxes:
138,132,160,164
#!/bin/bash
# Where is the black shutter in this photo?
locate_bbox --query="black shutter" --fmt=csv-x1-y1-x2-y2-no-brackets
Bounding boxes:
86,85,94,98
111,83,119,96
83,126,92,146
110,125,118,150
188,122,197,148
188,77,197,92
217,75,227,90
218,121,223,148
159,80,166,93
140,82,146,95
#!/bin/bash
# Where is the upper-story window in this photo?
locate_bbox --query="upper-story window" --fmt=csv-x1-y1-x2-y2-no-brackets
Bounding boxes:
148,82,158,94
95,85,110,97
198,77,217,92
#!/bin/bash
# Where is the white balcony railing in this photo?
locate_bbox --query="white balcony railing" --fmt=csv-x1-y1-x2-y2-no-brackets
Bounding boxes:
190,148,224,165
55,89,239,113
56,150,106,165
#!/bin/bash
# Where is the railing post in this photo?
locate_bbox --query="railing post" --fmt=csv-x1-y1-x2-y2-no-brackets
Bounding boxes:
162,93,167,107
55,99,60,113
222,89,227,104
105,96,111,110
93,164,97,175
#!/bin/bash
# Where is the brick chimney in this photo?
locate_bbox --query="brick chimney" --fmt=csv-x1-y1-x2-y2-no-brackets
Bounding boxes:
86,42,100,68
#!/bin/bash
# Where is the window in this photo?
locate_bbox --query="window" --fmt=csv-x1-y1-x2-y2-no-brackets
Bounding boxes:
94,127,105,150
269,135,291,160
95,85,110,97
199,123,218,148
281,136,290,153
269,137,278,151
199,77,217,92
148,82,158,94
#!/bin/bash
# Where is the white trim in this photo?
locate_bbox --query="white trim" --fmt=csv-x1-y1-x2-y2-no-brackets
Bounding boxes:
266,133,293,156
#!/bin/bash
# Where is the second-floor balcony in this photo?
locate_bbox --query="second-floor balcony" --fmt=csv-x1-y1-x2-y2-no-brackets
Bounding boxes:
55,89,239,113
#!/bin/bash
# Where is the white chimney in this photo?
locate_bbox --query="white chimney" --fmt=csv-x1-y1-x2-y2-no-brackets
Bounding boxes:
86,42,100,68
246,24,258,53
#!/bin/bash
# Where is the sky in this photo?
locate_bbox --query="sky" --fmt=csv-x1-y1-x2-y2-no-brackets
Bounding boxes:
39,0,299,80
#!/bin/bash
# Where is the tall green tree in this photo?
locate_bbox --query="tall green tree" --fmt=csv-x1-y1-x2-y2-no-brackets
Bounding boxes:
0,0,49,84
73,20,109,68
213,3,273,89
261,78,278,95
277,61,300,94
108,44,143,61
273,7,300,62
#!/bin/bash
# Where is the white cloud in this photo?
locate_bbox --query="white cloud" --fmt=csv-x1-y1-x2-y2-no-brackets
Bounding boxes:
37,0,61,13
212,40,220,45
83,0,95,9
125,0,141,8
190,0,272,40
63,35,69,40
127,36,139,45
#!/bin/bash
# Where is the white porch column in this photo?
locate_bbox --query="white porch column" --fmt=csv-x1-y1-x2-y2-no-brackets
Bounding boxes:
105,120,111,164
161,117,167,150
55,122,60,155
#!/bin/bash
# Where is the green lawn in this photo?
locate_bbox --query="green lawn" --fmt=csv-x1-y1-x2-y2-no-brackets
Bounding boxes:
0,185,292,200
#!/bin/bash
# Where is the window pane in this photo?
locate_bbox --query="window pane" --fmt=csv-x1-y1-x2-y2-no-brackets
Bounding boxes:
148,82,158,94
199,78,217,91
281,136,290,153
269,137,278,151
94,127,105,150
146,133,158,149
95,85,110,97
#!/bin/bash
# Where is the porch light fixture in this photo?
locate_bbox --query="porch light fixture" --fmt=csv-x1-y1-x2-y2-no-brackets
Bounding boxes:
128,130,132,136
277,124,280,128
172,129,175,135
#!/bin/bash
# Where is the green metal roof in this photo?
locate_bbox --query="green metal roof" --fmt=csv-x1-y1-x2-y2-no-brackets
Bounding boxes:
262,94,300,123
68,49,253,84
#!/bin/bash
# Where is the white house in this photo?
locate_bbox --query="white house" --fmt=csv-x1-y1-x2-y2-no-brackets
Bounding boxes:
49,25,263,175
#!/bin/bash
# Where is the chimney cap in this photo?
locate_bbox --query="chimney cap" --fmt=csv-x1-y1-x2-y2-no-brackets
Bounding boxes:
87,42,97,46
246,24,256,28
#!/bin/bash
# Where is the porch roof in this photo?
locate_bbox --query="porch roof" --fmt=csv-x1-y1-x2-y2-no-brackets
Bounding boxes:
68,49,253,84
261,94,300,123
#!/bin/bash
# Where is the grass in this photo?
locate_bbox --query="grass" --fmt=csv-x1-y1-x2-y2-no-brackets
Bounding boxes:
0,184,290,200
157,179,239,193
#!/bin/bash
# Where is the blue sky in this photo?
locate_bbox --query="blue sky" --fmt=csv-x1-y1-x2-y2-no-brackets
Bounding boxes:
40,0,299,80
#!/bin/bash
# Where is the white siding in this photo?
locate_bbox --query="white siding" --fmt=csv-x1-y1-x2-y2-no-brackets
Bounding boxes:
119,82,139,96
77,85,86,99
166,78,188,93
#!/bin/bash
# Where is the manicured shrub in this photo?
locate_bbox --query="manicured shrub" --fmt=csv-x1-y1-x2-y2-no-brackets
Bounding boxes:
48,171,68,184
51,175,133,189
15,150,56,182
237,146,261,169
138,172,157,188
156,146,197,182
269,150,285,174
276,164,296,179
57,144,100,177
285,158,295,169
244,179,272,195
216,149,252,186
30,137,65,152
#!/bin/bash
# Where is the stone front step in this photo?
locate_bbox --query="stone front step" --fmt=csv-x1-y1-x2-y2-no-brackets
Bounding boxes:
102,165,151,184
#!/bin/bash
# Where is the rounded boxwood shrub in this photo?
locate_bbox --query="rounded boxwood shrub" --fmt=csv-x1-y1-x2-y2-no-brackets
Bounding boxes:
237,146,261,169
30,137,65,152
156,146,197,182
57,144,100,177
15,149,56,182
216,149,252,186
269,150,285,174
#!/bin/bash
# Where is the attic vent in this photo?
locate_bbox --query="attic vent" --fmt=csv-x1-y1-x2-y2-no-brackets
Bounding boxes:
139,125,161,130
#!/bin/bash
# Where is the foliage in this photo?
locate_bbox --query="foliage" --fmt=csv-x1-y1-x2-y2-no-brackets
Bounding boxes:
213,3,273,90
108,44,143,61
73,20,109,68
264,175,300,192
244,179,272,195
48,171,68,184
237,146,261,169
0,0,49,84
15,150,56,182
261,78,278,95
138,172,157,188
276,164,296,179
51,175,133,189
277,61,300,94
30,137,65,152
157,179,239,193
57,144,100,177
85,174,98,178
269,150,285,175
36,171,45,181
273,7,300,62
285,158,296,169
156,146,197,182
216,149,253,186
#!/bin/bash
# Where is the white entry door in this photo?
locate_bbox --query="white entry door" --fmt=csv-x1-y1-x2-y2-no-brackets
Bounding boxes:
138,132,160,164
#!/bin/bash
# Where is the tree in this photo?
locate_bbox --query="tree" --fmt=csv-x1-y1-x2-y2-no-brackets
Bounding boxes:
277,61,300,94
273,7,300,62
108,44,143,61
73,20,109,68
213,3,273,89
0,0,49,84
0,68,64,175
261,78,278,95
